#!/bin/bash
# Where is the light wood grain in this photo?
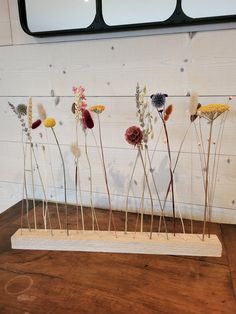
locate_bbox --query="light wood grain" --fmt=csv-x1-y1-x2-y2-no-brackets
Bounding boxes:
1,201,236,314
11,228,222,257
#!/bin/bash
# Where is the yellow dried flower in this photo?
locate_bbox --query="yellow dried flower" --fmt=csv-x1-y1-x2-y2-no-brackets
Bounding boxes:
198,104,230,121
43,117,56,128
90,105,105,114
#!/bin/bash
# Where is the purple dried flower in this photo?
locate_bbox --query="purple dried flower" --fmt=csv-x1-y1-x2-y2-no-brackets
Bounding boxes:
82,109,94,129
150,93,168,111
32,119,42,129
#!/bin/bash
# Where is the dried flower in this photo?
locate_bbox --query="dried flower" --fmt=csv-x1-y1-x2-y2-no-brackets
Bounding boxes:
90,105,105,114
71,103,76,114
82,109,94,129
125,126,143,146
164,104,173,116
16,104,27,116
190,104,201,122
32,119,41,129
163,114,169,122
70,143,81,158
37,104,47,121
73,86,86,100
43,117,56,128
27,97,32,128
189,92,199,115
198,104,230,121
151,93,168,111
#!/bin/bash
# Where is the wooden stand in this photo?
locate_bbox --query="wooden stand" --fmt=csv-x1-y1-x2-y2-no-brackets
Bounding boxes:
11,229,222,257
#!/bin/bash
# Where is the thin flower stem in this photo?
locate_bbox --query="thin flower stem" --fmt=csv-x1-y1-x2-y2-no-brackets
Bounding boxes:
202,120,213,241
124,151,139,233
84,131,99,231
21,129,30,232
45,129,62,230
161,123,192,233
146,147,168,238
75,123,85,231
51,127,68,235
97,114,116,234
31,147,53,234
138,146,154,239
158,111,176,235
140,149,147,233
29,138,37,230
208,112,228,235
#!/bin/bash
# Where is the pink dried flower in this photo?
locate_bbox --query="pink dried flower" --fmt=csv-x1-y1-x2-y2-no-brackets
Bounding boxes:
82,109,94,129
125,126,143,146
72,86,86,100
32,119,41,129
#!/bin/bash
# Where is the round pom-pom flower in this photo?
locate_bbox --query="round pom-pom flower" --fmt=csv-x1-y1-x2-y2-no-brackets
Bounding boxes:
43,117,56,128
90,105,105,114
125,126,143,146
32,119,41,129
150,93,168,111
16,104,27,116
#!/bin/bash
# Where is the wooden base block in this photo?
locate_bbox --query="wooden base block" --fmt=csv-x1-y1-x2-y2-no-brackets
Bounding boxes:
11,229,222,257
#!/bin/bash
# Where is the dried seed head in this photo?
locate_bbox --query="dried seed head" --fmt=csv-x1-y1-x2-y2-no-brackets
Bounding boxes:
37,103,47,121
32,119,41,129
189,91,199,115
163,114,169,122
16,104,27,116
125,126,143,146
27,97,32,128
164,104,173,116
70,143,81,158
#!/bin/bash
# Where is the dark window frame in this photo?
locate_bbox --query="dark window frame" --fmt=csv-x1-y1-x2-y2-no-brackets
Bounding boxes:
18,0,236,37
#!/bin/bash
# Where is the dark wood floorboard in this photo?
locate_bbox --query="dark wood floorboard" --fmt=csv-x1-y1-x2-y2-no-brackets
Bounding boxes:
0,201,235,314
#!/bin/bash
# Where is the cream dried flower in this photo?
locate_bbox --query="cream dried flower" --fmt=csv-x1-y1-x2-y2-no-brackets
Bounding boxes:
70,143,81,158
37,103,47,121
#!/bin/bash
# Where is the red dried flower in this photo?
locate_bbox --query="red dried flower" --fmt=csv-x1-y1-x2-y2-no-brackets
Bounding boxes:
82,109,94,129
163,114,169,122
164,104,173,116
32,119,41,129
125,126,143,146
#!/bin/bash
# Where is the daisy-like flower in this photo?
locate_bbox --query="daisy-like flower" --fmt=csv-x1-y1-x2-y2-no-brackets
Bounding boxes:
90,105,105,114
125,126,143,146
197,104,230,121
150,93,168,111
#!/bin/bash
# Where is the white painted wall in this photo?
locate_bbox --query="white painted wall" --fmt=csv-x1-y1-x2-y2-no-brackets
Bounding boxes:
0,0,236,224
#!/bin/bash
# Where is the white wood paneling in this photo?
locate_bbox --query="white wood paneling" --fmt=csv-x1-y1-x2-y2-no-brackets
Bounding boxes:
0,0,12,45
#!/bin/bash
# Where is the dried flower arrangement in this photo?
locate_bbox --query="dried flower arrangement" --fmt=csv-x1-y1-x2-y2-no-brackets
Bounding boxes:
10,87,230,257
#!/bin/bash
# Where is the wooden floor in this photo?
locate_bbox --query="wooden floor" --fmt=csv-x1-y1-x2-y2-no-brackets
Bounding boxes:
0,201,236,314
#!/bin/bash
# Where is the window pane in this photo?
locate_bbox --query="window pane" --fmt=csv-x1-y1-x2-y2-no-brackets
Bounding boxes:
182,0,236,19
25,0,96,32
102,0,177,26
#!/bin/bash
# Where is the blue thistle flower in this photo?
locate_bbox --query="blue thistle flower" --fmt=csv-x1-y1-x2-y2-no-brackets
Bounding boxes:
150,93,168,111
